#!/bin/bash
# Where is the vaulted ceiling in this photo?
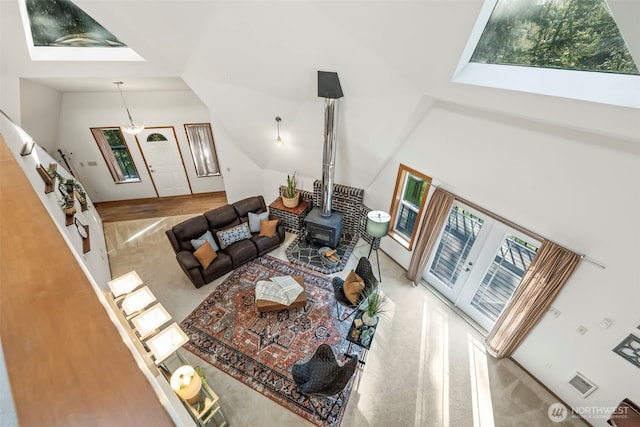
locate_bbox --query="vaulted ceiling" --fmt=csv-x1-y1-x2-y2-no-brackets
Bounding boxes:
2,1,638,189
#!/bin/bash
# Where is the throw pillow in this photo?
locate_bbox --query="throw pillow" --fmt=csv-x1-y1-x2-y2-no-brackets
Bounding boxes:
191,230,219,252
343,270,365,305
193,241,217,269
248,210,270,233
259,219,278,237
216,222,252,249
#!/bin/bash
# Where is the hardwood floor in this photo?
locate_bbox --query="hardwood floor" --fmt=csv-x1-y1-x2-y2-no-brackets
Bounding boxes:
95,192,228,222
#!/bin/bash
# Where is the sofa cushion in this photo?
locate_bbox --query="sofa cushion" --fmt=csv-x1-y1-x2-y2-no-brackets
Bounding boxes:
343,270,365,305
233,196,267,223
193,241,217,269
224,239,258,268
248,210,270,233
171,215,210,251
191,230,219,252
259,219,278,237
216,223,252,249
204,204,241,232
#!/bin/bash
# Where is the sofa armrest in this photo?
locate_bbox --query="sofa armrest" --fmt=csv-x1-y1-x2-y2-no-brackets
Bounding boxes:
276,221,285,242
176,250,201,269
165,229,181,253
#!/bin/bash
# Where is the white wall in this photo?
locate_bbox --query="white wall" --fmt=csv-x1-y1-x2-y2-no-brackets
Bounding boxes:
20,79,62,152
368,101,640,426
55,90,224,203
0,116,112,289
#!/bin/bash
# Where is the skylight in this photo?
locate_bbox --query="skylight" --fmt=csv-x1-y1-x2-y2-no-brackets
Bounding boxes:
19,0,143,61
453,0,640,108
471,0,638,75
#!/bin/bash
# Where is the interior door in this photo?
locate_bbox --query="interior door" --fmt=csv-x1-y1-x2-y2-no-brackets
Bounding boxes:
136,127,191,197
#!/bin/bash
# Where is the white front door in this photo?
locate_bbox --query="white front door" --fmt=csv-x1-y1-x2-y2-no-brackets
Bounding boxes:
136,127,191,197
423,202,540,331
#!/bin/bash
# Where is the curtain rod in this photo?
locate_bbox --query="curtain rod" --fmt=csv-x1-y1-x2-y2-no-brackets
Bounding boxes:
430,183,606,270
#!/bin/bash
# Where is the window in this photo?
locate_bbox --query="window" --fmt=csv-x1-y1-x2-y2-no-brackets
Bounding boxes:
388,164,432,250
91,127,141,183
453,0,640,108
184,123,220,177
19,0,143,61
471,0,638,75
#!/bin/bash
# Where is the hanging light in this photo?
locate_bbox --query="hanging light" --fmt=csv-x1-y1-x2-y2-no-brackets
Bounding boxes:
275,116,283,145
114,81,144,135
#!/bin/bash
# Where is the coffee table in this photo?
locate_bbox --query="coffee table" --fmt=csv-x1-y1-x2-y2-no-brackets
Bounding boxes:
255,275,307,313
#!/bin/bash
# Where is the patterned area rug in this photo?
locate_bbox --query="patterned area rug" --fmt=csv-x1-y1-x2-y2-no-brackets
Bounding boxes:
180,255,361,427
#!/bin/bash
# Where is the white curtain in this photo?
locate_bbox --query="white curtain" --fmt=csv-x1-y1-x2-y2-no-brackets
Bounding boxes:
185,124,220,177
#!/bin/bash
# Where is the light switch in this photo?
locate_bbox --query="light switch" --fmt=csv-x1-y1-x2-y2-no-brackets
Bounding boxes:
598,318,612,329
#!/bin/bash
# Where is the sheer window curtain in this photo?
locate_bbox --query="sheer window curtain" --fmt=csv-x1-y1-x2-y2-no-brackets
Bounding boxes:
185,124,219,177
406,187,455,283
91,128,125,182
485,240,581,358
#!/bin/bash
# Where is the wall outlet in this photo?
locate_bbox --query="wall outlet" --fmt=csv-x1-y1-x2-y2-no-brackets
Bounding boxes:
577,325,588,335
548,307,561,318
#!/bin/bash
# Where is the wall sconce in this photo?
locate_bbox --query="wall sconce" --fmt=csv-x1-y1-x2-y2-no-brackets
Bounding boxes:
108,270,143,298
130,303,172,340
20,139,35,156
114,81,144,135
121,285,156,317
365,210,391,282
145,323,189,365
275,116,283,145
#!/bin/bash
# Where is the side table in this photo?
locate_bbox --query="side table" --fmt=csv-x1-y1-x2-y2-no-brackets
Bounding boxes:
345,310,378,368
159,351,229,427
269,198,311,234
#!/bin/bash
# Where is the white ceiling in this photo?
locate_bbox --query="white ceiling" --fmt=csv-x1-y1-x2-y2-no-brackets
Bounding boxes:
1,0,638,184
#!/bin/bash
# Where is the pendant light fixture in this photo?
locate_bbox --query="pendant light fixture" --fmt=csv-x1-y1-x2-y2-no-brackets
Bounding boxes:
275,116,283,145
114,81,144,135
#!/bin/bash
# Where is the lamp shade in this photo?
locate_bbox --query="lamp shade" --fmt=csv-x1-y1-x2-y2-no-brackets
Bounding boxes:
366,210,391,238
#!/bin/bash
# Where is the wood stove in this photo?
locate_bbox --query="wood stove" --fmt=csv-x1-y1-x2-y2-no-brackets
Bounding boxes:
305,207,343,248
303,71,345,249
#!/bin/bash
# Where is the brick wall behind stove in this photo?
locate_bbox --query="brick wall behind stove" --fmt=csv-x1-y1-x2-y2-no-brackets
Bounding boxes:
312,180,364,234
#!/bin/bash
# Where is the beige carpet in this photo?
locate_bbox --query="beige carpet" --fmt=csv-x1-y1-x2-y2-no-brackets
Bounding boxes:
104,216,587,427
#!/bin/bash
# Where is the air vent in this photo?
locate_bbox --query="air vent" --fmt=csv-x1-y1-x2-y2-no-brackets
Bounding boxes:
568,372,597,398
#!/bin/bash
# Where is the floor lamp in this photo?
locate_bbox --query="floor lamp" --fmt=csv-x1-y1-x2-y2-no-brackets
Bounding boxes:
365,210,391,282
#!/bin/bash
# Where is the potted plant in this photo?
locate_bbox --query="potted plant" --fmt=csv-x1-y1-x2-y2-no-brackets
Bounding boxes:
282,171,300,208
63,197,76,217
362,288,387,326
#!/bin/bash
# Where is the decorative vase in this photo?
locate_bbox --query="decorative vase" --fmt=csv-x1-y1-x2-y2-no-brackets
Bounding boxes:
170,365,202,405
282,192,300,208
362,312,378,327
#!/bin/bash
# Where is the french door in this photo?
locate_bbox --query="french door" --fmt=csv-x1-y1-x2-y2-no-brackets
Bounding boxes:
423,202,540,331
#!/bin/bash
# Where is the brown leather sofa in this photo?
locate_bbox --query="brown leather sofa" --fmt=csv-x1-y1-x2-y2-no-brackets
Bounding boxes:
165,195,285,288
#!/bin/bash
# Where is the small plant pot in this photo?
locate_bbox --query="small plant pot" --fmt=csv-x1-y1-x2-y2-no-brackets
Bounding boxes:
362,312,378,327
282,193,300,208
